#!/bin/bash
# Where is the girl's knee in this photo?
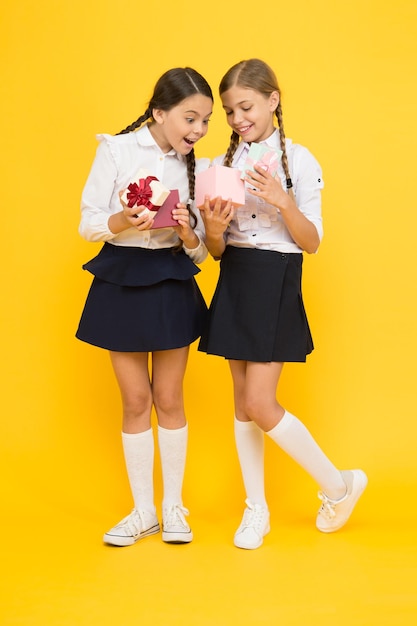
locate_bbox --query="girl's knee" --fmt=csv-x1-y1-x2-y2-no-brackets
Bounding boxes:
122,391,152,420
244,396,272,422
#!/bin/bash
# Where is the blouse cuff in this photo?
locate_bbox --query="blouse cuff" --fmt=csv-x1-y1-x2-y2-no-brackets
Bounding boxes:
183,236,207,264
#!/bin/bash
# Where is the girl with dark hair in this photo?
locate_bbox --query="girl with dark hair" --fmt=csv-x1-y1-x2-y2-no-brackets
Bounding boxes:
199,59,367,549
76,67,213,547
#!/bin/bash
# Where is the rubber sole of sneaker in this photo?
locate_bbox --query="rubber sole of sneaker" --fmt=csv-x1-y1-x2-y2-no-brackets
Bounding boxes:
162,530,193,544
234,523,270,550
103,523,160,547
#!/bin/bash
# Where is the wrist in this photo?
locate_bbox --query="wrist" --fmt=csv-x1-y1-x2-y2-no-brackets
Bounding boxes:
182,232,200,250
108,210,130,234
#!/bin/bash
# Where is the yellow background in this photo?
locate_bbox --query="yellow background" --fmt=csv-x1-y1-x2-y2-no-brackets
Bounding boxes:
1,1,416,624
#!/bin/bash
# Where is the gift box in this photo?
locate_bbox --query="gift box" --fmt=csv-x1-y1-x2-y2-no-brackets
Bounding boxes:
121,168,170,211
195,165,245,208
240,143,282,180
151,189,180,229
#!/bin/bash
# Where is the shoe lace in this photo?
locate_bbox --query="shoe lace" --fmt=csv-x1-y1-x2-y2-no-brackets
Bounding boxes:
318,487,349,519
317,492,337,519
125,509,146,536
240,499,266,531
164,504,189,528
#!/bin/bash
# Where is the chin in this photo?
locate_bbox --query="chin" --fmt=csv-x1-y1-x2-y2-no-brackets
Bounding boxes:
179,145,194,156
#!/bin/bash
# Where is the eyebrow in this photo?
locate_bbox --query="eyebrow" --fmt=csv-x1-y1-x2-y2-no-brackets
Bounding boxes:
184,109,212,118
223,100,251,109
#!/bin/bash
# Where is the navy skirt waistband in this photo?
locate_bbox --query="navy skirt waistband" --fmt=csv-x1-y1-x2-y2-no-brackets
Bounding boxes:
82,242,200,287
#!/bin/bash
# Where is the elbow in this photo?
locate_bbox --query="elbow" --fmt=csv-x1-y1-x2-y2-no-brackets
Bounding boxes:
305,242,320,254
304,227,321,254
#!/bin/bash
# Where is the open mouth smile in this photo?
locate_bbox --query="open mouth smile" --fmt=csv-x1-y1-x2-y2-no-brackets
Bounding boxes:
236,124,253,135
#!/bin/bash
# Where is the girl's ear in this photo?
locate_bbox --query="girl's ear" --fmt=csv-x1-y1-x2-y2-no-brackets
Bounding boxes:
152,108,165,124
269,91,280,112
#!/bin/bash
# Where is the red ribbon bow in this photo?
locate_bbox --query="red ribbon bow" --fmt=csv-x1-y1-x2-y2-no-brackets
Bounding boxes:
126,176,158,209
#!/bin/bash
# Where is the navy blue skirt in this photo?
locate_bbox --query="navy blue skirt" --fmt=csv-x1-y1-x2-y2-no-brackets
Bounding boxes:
198,246,313,362
76,243,207,352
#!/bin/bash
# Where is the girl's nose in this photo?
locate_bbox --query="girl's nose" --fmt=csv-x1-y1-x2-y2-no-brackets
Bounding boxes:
194,122,205,136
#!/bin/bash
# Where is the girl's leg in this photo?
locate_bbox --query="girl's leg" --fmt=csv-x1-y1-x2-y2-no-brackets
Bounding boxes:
229,359,269,549
152,347,192,543
242,361,367,534
230,360,267,508
103,351,159,547
242,360,346,497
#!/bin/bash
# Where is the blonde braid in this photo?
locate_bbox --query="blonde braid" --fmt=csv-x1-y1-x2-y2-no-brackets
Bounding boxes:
275,103,295,201
223,131,241,167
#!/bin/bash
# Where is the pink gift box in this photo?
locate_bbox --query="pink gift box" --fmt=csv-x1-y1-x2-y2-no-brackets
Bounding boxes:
195,165,245,208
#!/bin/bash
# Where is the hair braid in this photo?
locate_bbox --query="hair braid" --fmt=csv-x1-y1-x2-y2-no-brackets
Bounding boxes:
117,108,152,135
171,150,198,253
275,103,295,200
185,150,198,228
223,131,241,167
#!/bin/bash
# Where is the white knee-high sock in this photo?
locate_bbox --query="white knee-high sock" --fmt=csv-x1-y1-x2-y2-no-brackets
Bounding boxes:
158,424,188,510
266,411,346,499
234,418,267,507
122,429,155,514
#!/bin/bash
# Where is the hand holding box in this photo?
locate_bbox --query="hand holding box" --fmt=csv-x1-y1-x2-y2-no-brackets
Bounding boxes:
195,165,245,209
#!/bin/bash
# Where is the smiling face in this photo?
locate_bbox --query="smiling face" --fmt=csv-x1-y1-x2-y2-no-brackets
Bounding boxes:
221,85,279,143
150,93,213,155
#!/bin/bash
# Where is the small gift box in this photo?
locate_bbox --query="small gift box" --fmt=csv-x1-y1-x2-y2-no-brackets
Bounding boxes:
151,189,180,229
121,168,170,212
240,143,282,180
195,165,245,209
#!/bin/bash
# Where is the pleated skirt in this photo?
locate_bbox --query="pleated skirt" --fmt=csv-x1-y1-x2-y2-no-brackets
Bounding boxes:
198,245,313,362
76,243,207,352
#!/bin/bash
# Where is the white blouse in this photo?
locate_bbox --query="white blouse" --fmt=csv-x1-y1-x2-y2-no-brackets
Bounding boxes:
213,130,324,254
79,124,209,264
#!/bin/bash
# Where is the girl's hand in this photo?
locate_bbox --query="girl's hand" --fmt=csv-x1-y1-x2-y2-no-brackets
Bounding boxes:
172,202,200,248
198,195,234,238
246,165,320,253
245,164,289,210
118,190,155,230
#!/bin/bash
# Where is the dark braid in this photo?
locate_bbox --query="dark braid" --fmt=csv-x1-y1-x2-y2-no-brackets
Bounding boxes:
219,59,295,198
185,150,198,228
117,107,152,135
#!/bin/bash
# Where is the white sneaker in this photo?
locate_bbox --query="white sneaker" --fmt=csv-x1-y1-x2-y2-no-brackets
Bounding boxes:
103,509,160,546
234,499,270,550
162,504,193,543
316,469,368,533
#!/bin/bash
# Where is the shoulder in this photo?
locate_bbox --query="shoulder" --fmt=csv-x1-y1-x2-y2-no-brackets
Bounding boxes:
212,154,225,166
287,139,322,174
94,130,145,164
286,140,324,188
287,139,320,168
195,157,211,174
96,132,139,147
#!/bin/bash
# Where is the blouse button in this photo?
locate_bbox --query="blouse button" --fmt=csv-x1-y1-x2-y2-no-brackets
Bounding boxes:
252,214,256,219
